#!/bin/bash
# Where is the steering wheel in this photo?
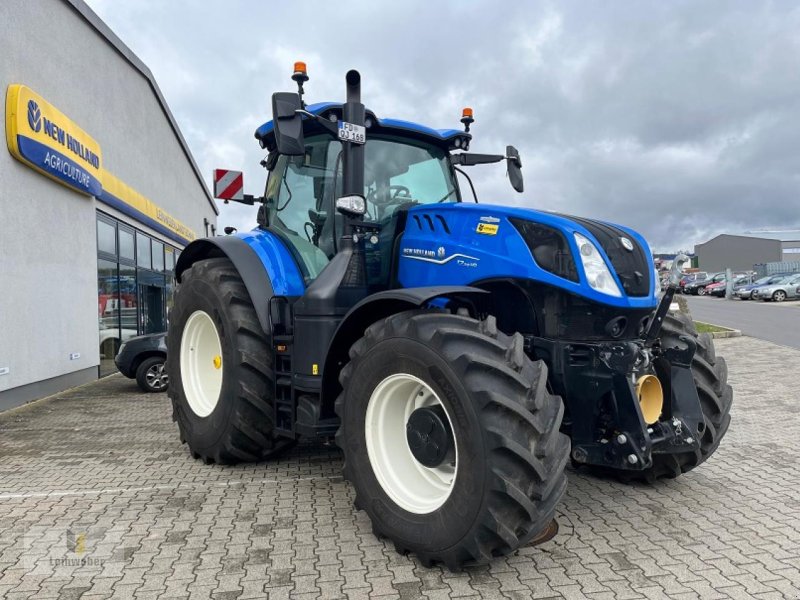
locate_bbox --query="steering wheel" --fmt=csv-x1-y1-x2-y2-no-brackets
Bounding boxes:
370,185,412,206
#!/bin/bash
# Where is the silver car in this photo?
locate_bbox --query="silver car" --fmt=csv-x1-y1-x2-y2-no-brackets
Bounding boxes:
751,274,800,302
734,274,787,299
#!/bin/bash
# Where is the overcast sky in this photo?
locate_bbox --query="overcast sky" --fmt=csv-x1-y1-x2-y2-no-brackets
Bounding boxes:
85,0,800,252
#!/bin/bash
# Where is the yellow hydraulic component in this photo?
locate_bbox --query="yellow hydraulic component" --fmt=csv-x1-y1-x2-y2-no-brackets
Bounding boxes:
636,374,663,425
212,355,222,370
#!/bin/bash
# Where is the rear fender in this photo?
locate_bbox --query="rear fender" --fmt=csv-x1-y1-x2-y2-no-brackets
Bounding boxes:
175,230,305,334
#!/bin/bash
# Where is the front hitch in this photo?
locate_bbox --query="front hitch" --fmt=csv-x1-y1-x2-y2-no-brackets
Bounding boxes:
534,334,705,471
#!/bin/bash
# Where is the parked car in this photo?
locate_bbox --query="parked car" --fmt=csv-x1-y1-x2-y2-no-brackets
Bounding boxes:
705,280,727,297
734,274,791,300
751,274,800,302
684,272,723,295
708,274,755,297
115,332,168,392
678,272,708,293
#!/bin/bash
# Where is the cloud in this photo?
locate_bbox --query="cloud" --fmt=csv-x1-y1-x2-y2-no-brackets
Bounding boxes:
85,0,800,251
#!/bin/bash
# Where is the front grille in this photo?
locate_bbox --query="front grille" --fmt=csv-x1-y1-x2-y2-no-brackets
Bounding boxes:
561,215,651,297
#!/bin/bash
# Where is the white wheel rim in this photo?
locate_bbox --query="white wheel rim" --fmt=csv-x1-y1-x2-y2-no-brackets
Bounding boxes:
180,310,223,417
365,373,458,514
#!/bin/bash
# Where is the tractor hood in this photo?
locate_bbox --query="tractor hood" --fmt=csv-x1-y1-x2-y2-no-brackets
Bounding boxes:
396,202,658,310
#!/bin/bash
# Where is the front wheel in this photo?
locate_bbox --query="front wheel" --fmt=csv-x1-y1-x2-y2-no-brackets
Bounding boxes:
697,286,706,296
335,311,570,570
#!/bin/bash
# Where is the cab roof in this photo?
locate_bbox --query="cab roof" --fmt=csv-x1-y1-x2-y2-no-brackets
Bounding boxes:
254,102,471,152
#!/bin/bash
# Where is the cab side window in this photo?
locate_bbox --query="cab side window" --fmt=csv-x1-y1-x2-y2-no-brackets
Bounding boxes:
265,137,341,280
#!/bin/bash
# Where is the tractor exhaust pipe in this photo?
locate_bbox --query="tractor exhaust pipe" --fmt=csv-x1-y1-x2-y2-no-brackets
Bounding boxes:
342,70,365,200
346,69,361,103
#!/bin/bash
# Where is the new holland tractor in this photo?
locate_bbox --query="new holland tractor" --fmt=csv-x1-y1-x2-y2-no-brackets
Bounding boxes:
167,64,733,569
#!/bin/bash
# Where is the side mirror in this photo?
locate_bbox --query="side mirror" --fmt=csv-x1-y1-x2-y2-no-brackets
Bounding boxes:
271,92,304,156
506,145,523,193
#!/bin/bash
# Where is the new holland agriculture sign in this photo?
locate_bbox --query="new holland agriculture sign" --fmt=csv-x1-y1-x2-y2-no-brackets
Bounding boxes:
6,84,102,196
6,84,196,244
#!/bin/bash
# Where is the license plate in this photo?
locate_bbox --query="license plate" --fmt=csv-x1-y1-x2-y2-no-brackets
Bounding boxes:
338,121,366,144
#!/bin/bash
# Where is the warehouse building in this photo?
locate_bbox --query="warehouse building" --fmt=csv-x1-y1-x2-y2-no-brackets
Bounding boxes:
0,0,217,409
694,234,781,272
740,230,800,261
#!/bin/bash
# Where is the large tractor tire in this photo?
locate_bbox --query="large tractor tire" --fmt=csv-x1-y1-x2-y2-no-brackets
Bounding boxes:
167,258,293,464
639,311,733,481
335,310,570,570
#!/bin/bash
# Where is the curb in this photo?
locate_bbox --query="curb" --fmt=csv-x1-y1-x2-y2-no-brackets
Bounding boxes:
710,329,743,339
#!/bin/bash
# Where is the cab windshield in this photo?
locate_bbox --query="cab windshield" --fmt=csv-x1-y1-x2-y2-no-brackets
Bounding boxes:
264,134,458,281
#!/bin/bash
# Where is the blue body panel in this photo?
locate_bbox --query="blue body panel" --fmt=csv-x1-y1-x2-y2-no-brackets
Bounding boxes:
235,229,306,297
397,203,659,309
255,102,463,143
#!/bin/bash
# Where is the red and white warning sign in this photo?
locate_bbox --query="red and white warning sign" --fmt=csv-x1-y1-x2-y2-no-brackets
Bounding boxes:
213,169,244,201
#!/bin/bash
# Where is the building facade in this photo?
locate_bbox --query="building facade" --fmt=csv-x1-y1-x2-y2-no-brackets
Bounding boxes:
741,231,800,262
0,0,217,409
694,234,781,273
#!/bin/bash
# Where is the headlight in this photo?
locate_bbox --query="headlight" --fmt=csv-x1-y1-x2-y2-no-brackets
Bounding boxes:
574,233,622,297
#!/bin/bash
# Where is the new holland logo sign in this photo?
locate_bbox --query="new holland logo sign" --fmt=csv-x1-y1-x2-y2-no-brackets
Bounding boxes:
5,84,197,245
27,100,41,132
6,84,103,196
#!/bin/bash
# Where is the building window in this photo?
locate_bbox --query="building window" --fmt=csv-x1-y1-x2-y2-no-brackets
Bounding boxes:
97,217,117,256
96,212,181,376
119,263,138,333
119,226,135,262
98,258,120,376
136,232,151,269
152,240,165,272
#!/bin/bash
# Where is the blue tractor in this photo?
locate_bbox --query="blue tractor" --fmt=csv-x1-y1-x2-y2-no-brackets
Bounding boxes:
167,65,732,569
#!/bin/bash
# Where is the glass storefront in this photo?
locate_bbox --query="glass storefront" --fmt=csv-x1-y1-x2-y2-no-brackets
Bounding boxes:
96,212,179,375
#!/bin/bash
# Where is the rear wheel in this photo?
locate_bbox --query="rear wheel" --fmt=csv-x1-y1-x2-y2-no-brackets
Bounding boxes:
773,290,787,302
335,311,570,570
697,286,706,296
167,258,293,464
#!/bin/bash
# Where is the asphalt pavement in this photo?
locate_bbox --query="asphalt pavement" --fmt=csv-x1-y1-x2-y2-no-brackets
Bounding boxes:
683,294,800,350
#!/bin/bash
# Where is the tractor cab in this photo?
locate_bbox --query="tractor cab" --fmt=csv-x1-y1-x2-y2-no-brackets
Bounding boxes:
252,99,519,292
257,113,463,287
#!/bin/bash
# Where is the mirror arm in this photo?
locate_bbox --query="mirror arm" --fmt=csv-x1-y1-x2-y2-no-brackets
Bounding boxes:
296,109,340,137
222,194,259,206
450,153,505,167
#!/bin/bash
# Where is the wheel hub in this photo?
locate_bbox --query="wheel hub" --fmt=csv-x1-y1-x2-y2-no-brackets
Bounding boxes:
406,406,454,468
364,373,458,514
146,363,168,391
180,310,223,417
